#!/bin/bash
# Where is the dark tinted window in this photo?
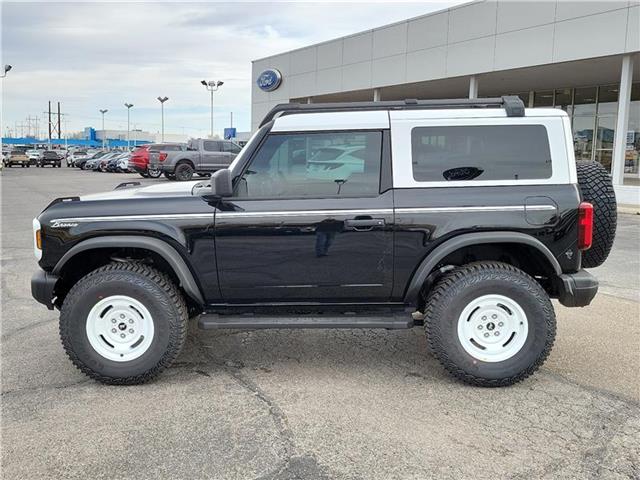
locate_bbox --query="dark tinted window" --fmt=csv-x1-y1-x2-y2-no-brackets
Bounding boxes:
411,125,552,182
203,141,220,152
235,131,382,198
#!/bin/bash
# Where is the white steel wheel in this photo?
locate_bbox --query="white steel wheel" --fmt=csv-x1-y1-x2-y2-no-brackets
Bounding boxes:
457,294,528,363
85,295,155,362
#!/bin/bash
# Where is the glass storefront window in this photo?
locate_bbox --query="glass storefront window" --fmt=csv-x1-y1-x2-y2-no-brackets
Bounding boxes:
597,85,619,115
573,115,595,161
623,83,640,186
533,90,554,107
555,88,572,114
574,87,597,115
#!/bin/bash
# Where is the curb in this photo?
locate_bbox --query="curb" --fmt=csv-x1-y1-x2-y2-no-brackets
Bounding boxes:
618,205,640,215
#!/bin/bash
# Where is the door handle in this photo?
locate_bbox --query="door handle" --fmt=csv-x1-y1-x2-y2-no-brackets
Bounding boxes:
344,218,385,231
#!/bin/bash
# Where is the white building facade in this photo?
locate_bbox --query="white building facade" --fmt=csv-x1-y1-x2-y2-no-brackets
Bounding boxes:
251,0,640,205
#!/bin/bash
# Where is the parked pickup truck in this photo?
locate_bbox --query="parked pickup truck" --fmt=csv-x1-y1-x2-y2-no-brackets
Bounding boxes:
148,138,241,181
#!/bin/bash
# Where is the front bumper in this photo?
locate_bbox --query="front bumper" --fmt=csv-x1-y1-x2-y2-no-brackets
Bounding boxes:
556,270,598,307
31,269,59,310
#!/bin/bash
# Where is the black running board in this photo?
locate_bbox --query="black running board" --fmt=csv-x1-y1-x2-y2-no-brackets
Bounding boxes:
198,313,414,330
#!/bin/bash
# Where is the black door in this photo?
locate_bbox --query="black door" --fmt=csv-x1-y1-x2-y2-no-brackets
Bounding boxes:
214,130,394,302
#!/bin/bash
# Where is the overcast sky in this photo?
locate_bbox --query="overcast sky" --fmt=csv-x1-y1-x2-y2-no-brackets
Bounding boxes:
1,1,462,138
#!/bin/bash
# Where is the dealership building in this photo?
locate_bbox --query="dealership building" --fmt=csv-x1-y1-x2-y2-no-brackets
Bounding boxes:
251,0,640,205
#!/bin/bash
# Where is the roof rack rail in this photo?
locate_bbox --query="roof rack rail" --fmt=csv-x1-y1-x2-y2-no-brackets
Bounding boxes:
259,95,525,127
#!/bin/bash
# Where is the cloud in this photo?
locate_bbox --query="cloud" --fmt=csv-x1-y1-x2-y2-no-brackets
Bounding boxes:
1,1,462,138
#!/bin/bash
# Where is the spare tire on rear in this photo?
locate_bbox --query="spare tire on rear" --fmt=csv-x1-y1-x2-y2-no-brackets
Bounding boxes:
576,161,617,268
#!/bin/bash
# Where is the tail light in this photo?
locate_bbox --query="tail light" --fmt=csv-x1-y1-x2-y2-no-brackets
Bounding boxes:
578,202,593,250
159,153,167,162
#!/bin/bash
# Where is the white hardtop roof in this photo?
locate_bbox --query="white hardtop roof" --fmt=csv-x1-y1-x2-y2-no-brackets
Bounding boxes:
271,107,567,132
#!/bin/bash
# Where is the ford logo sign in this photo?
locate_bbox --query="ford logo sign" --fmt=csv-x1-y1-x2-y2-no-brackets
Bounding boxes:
257,69,282,92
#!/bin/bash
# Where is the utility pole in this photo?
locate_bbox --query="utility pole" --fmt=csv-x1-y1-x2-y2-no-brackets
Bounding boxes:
57,102,61,140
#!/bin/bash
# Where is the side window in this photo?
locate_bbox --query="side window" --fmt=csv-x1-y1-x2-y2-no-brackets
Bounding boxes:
235,131,382,198
203,141,220,152
223,142,241,154
411,125,552,182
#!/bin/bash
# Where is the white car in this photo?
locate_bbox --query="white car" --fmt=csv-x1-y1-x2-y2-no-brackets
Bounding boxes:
26,149,45,161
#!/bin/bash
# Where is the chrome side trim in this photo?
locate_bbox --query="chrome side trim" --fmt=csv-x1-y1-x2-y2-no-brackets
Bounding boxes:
216,209,394,218
395,205,555,214
50,205,554,224
49,213,212,224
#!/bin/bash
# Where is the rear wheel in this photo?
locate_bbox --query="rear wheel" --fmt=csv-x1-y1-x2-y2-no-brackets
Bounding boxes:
423,261,555,387
60,262,188,385
174,162,194,181
576,161,617,268
147,168,162,178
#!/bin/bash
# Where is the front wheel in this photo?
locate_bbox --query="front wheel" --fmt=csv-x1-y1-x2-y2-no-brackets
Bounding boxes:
60,262,188,385
423,261,556,387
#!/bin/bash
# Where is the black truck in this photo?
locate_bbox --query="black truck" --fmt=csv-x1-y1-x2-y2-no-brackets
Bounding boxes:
31,97,617,386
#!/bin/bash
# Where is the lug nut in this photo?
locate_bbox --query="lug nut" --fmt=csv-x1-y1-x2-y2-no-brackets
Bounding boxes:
477,325,483,330
120,314,125,319
492,314,497,319
498,322,504,327
482,316,487,320
494,332,500,336
111,319,116,324
129,329,134,334
128,319,134,324
111,328,117,333
120,333,126,338
484,333,490,338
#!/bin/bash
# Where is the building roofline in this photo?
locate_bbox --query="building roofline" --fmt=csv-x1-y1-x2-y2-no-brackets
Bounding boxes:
251,0,477,63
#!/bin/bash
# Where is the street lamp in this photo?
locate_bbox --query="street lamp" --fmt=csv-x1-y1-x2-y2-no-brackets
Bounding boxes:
157,96,169,142
99,109,108,150
124,103,133,150
201,79,223,138
1,65,12,78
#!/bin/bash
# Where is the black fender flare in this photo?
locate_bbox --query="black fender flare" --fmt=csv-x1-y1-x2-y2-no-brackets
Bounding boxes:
52,235,205,305
403,232,562,304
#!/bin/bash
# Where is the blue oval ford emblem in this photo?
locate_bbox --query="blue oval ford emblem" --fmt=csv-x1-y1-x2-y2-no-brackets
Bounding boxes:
257,69,282,92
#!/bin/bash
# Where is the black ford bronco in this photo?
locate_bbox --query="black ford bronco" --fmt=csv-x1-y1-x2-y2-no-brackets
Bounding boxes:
31,97,617,386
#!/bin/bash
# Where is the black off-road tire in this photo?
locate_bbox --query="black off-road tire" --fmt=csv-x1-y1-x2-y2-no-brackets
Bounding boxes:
423,261,556,387
59,262,188,385
576,161,617,268
174,162,194,181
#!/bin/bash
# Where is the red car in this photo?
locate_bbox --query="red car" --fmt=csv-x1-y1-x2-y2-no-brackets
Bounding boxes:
129,145,162,178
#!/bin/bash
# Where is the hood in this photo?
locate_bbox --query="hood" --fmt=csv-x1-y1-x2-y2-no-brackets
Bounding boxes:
80,180,205,201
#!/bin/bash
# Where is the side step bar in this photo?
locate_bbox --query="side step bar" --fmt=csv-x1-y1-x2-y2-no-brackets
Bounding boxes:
198,313,414,330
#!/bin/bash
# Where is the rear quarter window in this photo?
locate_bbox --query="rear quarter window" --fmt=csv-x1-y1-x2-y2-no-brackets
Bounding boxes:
411,124,552,182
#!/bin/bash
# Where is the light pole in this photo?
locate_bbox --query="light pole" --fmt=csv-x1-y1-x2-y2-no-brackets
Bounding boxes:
1,65,11,164
201,80,223,138
99,109,108,150
124,103,133,150
157,96,169,142
0,64,11,79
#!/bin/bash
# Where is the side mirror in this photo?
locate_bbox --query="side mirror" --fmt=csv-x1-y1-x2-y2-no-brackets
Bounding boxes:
211,169,233,197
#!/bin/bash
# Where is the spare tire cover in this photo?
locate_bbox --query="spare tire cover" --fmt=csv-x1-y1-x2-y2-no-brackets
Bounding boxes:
576,161,617,268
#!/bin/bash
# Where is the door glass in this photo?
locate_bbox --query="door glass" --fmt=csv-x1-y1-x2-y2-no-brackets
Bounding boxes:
203,141,220,152
235,131,382,198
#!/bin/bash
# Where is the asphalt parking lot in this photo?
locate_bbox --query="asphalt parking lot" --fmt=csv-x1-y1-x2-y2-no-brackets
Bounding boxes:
2,166,639,479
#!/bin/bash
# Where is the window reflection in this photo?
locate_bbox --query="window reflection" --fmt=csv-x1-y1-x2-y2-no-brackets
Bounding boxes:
624,84,640,186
